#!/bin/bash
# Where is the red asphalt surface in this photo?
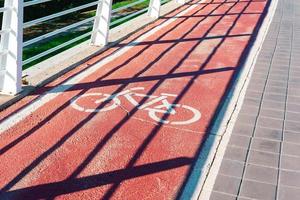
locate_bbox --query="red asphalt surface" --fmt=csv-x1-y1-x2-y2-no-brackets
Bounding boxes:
0,0,268,199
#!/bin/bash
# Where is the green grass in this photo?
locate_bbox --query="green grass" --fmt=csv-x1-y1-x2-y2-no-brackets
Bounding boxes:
23,0,166,69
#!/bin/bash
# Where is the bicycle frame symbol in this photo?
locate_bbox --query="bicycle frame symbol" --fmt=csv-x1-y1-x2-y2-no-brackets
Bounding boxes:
70,87,201,125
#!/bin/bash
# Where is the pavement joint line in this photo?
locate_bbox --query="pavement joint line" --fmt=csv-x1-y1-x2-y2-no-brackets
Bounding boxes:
0,2,201,134
218,173,281,186
195,0,280,198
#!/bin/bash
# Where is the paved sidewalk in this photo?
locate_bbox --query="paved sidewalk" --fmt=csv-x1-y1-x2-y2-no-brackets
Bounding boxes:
207,0,300,199
0,0,275,199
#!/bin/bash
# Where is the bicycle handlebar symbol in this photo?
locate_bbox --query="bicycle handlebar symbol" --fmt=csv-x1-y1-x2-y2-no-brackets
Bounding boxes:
70,87,201,125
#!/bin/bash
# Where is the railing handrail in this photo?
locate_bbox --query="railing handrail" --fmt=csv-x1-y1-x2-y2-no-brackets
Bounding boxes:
0,0,185,94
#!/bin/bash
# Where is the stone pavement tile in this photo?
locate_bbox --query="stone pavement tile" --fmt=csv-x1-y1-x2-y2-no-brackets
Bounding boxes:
237,114,257,125
286,103,300,113
281,155,300,171
243,97,262,108
285,111,300,122
288,88,300,97
255,127,282,141
228,134,251,149
278,185,300,200
245,90,263,100
244,164,278,184
266,80,287,88
282,142,300,157
256,116,284,130
261,100,285,111
213,174,241,195
260,107,284,119
287,96,300,104
265,85,287,95
239,180,276,200
247,83,265,93
280,170,300,188
251,138,281,153
248,150,279,168
209,191,237,200
284,130,300,143
239,105,259,117
224,146,248,162
268,74,289,82
251,73,268,80
232,123,255,137
284,120,300,132
219,159,245,178
263,93,286,102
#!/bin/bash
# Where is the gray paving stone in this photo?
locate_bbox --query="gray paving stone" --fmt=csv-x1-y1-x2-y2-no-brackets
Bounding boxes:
239,180,276,200
288,88,300,97
213,174,241,195
232,123,255,137
281,155,300,171
285,112,300,123
251,138,281,153
265,85,287,94
243,97,261,108
224,146,248,162
245,90,263,100
263,93,286,102
237,114,257,125
256,116,283,130
228,134,251,149
278,185,300,200
244,164,278,184
280,170,300,187
260,108,284,119
209,191,237,200
261,100,285,111
282,142,300,157
266,80,287,88
287,96,300,104
248,150,279,168
255,127,282,141
239,105,260,117
286,103,300,113
219,159,245,178
284,130,300,143
285,120,300,132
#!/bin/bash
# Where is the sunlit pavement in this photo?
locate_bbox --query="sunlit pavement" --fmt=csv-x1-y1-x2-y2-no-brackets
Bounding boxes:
0,0,271,199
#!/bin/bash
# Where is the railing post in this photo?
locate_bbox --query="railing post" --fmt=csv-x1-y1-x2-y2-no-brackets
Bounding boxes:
148,0,161,19
0,0,23,95
176,0,186,5
90,0,113,46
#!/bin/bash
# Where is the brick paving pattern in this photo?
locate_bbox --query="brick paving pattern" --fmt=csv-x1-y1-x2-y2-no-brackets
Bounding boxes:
209,0,300,199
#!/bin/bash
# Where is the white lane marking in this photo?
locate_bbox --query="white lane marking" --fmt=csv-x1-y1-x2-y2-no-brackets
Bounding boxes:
70,88,202,125
0,3,200,134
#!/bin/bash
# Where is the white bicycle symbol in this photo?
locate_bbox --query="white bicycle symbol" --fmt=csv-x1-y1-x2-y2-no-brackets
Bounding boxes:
70,87,201,125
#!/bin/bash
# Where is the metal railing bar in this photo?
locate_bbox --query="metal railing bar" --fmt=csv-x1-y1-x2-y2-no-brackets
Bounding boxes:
23,17,95,47
111,6,148,26
23,0,101,29
24,0,54,7
112,0,147,14
23,31,92,65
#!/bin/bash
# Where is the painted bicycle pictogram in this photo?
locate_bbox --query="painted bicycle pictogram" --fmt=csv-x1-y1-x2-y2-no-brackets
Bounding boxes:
70,87,201,125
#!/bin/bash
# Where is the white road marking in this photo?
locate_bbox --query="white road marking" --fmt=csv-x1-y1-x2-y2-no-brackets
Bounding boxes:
0,3,200,134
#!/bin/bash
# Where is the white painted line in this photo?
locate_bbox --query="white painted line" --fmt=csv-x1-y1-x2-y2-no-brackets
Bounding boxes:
0,2,200,133
182,0,280,199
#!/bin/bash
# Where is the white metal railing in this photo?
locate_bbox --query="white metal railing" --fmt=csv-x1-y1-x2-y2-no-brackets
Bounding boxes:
0,0,187,95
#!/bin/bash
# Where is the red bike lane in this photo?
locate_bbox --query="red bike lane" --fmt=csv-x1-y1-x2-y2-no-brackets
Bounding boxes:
0,0,269,199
